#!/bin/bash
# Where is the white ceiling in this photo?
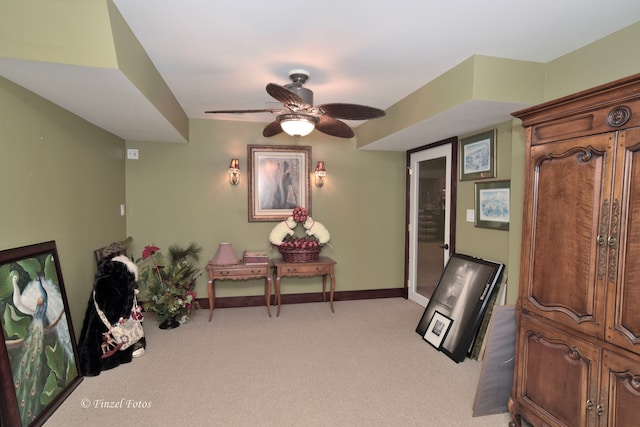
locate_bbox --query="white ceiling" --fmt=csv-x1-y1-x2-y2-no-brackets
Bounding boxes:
3,1,640,150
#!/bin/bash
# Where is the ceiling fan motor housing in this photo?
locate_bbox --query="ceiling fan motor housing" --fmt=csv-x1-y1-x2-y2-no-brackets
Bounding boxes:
283,84,313,105
284,69,313,105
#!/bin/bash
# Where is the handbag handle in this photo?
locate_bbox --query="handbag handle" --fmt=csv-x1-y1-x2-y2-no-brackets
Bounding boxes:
93,291,138,330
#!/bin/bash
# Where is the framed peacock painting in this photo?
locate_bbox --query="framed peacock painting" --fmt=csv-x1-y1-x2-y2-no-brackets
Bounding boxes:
0,241,82,427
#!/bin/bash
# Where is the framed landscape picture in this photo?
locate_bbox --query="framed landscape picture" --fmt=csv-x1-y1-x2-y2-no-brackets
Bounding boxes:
247,144,312,222
475,180,510,230
460,130,496,181
0,241,82,427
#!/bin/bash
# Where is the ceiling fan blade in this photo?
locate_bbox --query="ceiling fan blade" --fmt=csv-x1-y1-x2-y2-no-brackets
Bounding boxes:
266,83,309,110
315,116,355,138
205,108,281,114
263,120,283,137
317,103,386,120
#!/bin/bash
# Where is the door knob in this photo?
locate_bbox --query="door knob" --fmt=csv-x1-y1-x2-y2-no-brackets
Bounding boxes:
439,244,449,250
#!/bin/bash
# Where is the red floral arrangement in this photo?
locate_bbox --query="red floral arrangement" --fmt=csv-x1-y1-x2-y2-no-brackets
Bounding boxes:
278,236,321,251
271,207,325,262
292,206,308,223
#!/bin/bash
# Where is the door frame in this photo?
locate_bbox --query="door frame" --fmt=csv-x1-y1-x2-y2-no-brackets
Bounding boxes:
404,136,457,299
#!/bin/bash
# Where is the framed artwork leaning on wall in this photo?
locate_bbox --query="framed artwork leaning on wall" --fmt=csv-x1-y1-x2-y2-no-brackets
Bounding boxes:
0,240,82,427
416,253,505,363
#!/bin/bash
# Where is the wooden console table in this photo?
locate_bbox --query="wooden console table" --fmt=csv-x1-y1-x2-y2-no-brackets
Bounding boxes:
206,261,272,321
271,256,337,316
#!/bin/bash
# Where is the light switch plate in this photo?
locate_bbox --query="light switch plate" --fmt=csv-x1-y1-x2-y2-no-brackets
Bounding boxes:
127,148,139,160
466,209,475,222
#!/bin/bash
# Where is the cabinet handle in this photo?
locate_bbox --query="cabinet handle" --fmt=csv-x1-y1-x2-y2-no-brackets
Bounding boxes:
608,199,620,283
596,405,605,416
597,200,610,279
586,400,594,411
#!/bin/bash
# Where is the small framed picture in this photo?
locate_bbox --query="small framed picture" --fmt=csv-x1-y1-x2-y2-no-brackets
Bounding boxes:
475,180,510,230
423,311,453,349
460,130,496,181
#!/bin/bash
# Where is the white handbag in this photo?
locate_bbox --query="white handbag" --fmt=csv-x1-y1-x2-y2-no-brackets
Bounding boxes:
93,291,144,357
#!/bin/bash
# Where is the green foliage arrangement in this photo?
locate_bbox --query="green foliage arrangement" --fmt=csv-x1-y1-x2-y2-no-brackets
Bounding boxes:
136,243,202,324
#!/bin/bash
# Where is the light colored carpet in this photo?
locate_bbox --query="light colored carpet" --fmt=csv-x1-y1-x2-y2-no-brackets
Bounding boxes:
45,298,512,426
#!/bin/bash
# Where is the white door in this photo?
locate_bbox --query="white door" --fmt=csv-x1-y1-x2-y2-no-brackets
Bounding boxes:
408,143,453,306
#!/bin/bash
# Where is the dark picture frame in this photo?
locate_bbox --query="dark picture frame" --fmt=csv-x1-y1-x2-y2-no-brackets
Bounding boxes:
423,311,453,349
475,180,510,230
0,241,83,427
460,130,496,181
416,253,504,363
247,144,312,222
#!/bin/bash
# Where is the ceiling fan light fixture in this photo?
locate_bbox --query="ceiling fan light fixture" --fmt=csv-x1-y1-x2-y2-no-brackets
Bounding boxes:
278,114,318,137
207,70,385,139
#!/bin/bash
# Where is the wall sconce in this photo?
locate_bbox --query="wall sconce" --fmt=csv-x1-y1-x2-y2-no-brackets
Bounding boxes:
314,161,327,187
228,159,240,185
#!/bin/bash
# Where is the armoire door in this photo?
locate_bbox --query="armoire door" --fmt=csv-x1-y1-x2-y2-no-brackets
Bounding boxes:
521,133,614,339
515,315,601,427
606,126,640,353
601,349,640,427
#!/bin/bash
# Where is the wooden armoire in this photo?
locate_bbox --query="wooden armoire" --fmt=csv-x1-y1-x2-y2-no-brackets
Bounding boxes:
509,74,640,427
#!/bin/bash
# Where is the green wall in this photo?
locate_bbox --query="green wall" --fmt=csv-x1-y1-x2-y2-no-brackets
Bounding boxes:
0,1,117,67
2,19,640,335
451,120,525,304
0,76,127,330
545,22,640,100
125,120,406,299
382,21,640,305
455,123,512,264
357,55,547,148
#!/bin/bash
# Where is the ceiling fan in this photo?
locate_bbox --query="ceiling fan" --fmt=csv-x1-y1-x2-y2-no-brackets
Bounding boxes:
205,69,386,138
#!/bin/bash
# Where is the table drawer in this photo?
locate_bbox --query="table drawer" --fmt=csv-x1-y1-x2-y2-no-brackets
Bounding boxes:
280,265,332,275
212,266,269,278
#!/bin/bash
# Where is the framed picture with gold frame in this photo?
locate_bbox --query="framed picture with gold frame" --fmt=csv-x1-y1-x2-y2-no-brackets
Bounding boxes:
247,144,312,222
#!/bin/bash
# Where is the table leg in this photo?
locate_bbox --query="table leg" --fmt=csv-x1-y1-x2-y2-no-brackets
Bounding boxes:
329,272,335,313
322,274,327,302
208,280,215,322
275,274,282,317
264,276,272,317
